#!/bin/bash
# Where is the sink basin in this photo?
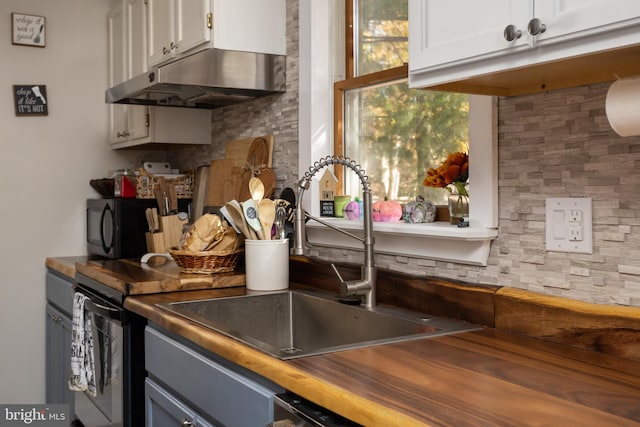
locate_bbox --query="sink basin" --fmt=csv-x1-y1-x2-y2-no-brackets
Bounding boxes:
158,290,481,359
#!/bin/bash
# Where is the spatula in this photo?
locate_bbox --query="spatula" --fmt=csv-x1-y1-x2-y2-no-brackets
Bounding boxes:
242,199,264,240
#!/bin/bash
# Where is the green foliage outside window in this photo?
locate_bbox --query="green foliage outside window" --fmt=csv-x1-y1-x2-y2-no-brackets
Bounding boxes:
344,0,469,205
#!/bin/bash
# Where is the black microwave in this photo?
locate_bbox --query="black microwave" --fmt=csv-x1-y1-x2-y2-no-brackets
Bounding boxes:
86,198,190,259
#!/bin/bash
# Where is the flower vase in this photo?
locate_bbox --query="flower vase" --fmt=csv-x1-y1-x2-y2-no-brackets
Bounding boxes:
448,193,469,224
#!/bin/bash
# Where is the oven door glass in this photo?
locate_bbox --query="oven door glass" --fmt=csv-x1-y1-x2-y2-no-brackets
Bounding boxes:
74,300,123,426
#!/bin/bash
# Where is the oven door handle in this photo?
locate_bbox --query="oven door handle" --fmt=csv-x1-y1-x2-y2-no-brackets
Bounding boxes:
85,298,123,321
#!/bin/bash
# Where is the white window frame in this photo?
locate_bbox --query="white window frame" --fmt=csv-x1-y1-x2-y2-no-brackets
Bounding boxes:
298,0,498,266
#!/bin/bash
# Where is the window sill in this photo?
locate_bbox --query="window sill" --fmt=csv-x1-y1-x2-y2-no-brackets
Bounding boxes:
305,218,497,266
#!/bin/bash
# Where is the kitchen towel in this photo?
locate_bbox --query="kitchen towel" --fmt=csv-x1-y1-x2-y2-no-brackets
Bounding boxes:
606,75,640,137
69,292,96,397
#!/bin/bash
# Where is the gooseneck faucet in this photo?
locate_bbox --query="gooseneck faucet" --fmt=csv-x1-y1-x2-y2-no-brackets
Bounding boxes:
293,156,377,308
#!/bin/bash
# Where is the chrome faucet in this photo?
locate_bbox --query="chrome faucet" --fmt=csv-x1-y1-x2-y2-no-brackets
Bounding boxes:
293,156,377,308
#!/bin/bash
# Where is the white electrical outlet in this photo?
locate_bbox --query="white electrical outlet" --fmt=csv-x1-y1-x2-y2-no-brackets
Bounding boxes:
568,226,583,241
545,198,592,253
569,210,582,222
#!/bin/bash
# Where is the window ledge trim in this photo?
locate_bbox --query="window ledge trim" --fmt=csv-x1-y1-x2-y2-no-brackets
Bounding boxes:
306,219,497,266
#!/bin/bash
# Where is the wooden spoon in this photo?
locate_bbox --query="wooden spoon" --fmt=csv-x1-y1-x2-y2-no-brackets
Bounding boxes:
249,176,265,202
258,199,276,240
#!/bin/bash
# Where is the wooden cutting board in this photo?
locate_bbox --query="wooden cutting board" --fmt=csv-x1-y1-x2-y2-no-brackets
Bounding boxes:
224,135,274,168
76,259,245,295
205,159,238,206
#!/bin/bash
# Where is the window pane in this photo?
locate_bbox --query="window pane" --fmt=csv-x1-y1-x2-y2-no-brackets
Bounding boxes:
355,0,408,76
344,81,469,205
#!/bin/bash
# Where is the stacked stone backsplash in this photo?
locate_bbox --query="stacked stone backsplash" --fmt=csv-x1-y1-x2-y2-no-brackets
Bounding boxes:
167,0,640,306
169,0,300,194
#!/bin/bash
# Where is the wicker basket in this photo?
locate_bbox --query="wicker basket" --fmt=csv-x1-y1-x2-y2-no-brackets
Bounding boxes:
136,168,194,199
169,248,243,274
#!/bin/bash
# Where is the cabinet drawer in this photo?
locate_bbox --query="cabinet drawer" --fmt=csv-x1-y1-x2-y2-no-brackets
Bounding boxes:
46,271,74,316
146,378,216,427
145,326,283,427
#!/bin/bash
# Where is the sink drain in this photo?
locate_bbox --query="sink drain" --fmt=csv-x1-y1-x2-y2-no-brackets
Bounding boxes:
280,347,303,354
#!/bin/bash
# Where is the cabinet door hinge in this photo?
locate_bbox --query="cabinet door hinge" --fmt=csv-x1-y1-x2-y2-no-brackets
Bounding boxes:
207,13,213,29
145,113,150,127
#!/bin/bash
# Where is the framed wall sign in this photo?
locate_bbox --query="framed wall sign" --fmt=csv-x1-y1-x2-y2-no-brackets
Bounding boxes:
12,13,46,47
13,85,48,116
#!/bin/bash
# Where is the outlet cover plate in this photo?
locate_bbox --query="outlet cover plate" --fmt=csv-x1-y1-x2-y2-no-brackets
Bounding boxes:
545,197,593,254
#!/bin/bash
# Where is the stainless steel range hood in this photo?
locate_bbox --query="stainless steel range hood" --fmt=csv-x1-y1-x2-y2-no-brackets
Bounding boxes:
106,48,286,109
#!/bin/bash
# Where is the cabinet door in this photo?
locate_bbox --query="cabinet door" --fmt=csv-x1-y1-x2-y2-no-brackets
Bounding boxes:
175,0,211,54
45,304,73,407
127,0,148,77
534,0,640,46
108,3,128,143
148,0,176,67
409,0,532,72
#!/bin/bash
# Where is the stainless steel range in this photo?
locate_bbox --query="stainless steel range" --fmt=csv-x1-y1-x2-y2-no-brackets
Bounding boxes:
73,273,145,427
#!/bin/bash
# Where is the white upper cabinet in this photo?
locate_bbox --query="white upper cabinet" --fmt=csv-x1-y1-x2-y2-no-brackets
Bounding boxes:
148,0,211,67
534,0,640,47
148,0,286,68
409,0,640,96
409,1,532,73
108,0,211,149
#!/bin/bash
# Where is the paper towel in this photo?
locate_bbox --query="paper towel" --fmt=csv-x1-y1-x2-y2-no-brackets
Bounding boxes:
606,76,640,137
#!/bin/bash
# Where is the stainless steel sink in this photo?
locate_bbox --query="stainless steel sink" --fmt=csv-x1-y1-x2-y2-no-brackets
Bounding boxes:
157,290,481,359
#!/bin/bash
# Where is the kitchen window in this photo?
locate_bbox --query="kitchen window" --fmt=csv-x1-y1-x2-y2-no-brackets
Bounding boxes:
337,0,469,205
298,1,498,266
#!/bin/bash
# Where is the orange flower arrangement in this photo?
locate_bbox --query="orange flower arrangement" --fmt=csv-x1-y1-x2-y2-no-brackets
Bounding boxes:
423,151,469,197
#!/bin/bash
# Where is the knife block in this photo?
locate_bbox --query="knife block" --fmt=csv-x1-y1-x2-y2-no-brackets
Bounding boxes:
146,232,166,253
159,215,188,250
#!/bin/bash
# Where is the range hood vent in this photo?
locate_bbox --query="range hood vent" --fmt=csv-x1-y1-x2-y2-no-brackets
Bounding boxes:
106,48,286,109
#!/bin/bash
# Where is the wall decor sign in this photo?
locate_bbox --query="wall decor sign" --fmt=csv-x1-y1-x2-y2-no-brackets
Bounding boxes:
13,85,48,116
12,13,46,47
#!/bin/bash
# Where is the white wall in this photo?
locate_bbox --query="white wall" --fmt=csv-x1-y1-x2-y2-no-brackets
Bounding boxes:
0,0,145,403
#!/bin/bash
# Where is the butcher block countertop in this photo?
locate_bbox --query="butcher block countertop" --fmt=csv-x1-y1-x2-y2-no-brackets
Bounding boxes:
46,256,640,426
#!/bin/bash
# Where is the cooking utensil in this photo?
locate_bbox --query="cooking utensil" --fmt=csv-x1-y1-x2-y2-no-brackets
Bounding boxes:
223,201,254,239
274,203,287,240
258,199,276,240
151,208,159,232
145,208,154,232
242,199,265,240
249,177,265,202
278,187,297,237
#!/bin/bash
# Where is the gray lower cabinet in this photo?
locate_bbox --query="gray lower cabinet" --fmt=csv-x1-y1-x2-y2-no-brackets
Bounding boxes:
146,378,215,427
45,271,75,416
145,325,284,427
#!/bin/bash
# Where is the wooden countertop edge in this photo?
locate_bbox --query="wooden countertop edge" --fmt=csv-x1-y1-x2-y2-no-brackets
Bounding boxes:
496,287,640,318
45,257,85,280
125,296,431,427
495,287,640,360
